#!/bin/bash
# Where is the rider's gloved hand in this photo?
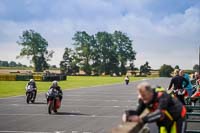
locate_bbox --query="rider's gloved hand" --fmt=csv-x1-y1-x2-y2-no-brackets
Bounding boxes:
122,113,128,122
122,110,138,122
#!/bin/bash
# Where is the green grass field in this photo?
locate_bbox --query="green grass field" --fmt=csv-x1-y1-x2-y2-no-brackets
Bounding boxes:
0,76,146,98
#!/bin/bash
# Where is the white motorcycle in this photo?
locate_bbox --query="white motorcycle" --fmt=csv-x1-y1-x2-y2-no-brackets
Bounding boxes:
26,85,36,104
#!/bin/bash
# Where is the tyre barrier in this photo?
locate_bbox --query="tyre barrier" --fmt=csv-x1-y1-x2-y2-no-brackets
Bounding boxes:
42,75,67,81
16,75,33,81
0,74,67,81
33,75,43,81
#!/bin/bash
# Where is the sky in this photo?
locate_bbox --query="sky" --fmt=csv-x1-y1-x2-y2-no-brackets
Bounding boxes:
0,0,200,69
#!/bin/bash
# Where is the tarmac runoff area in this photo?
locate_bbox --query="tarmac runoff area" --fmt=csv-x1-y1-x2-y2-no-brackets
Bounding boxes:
0,78,176,133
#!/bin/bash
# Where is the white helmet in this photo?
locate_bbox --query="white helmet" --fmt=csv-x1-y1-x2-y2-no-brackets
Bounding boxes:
52,80,58,87
30,79,34,82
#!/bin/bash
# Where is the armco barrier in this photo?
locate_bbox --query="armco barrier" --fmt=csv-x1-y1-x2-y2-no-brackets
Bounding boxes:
7,75,16,81
60,75,67,80
0,74,66,81
42,75,67,81
16,75,33,81
43,75,60,81
33,75,43,81
0,75,16,81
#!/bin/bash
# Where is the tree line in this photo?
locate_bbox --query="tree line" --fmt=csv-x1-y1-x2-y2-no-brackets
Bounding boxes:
60,31,136,76
17,30,54,72
159,64,199,77
16,29,137,75
0,60,27,67
0,60,58,69
16,29,198,77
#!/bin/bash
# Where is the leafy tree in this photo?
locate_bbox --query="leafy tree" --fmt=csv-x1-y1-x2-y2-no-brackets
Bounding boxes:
1,61,9,67
60,47,79,75
174,65,180,70
90,35,101,75
51,65,57,69
9,61,17,67
193,64,199,72
130,63,135,71
140,62,151,76
95,31,119,75
72,31,93,75
17,63,23,67
70,30,136,76
128,63,138,76
17,29,54,72
23,65,27,67
159,64,174,77
113,31,136,75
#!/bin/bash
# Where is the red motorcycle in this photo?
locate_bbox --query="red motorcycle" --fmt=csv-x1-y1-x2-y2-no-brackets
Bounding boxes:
46,88,61,114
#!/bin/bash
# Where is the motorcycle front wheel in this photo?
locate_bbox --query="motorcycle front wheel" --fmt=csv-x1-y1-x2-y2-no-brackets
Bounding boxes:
26,93,30,104
48,101,53,114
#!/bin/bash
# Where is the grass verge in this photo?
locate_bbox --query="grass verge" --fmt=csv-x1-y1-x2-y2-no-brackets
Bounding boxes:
0,76,148,98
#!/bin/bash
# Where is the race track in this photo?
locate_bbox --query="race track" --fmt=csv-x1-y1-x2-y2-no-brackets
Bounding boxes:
0,78,171,133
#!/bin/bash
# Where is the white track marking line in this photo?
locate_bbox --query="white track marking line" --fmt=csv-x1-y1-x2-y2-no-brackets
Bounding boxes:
64,92,136,94
72,131,78,133
0,113,120,118
0,131,66,133
63,99,123,102
0,103,133,108
0,131,51,133
0,94,137,100
72,131,92,133
62,99,134,102
63,95,136,97
0,99,134,102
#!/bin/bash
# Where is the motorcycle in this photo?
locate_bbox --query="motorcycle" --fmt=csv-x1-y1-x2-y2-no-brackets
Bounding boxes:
26,85,36,104
192,85,197,95
46,88,61,114
168,88,186,97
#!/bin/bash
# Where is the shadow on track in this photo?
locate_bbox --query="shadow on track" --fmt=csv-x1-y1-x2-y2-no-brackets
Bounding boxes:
53,112,89,116
33,102,47,104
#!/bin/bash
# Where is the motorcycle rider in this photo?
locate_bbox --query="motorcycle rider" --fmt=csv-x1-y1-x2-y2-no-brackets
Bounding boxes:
191,72,199,93
179,70,193,97
168,69,189,105
123,82,187,133
191,78,200,105
26,79,37,99
47,80,63,102
125,76,130,85
191,72,199,85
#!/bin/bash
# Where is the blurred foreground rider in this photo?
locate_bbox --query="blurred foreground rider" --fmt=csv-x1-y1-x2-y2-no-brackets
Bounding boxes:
123,82,186,133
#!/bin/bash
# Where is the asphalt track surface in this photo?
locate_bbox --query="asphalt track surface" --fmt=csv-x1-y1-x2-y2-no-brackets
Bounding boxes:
0,77,188,133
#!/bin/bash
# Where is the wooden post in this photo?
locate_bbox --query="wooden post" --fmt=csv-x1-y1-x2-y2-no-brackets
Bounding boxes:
111,109,149,133
199,46,200,74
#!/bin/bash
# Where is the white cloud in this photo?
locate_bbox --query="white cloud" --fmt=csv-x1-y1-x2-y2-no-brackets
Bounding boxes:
0,1,200,69
0,2,6,15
